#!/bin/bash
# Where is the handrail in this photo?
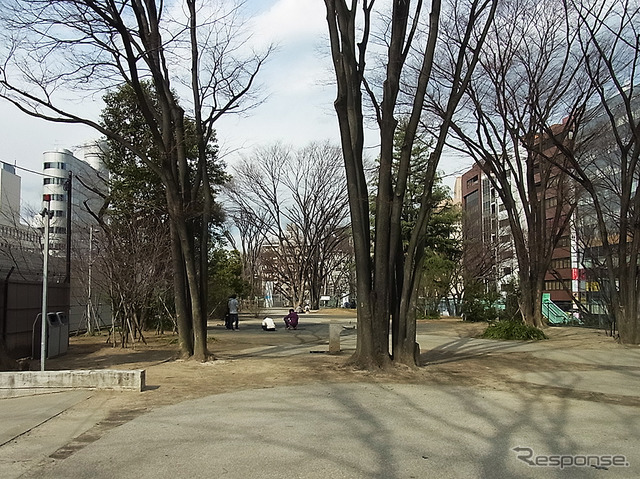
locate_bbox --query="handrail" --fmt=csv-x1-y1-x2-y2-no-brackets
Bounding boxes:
542,296,569,324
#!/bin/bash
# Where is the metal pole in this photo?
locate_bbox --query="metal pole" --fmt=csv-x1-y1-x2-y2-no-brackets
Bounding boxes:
40,196,52,371
64,172,72,284
87,227,93,335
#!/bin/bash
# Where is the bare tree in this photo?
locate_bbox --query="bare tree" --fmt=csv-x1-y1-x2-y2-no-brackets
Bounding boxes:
324,0,497,367
472,0,640,342
546,0,640,343
224,208,269,310
95,212,173,346
444,0,582,328
226,142,351,309
0,0,270,360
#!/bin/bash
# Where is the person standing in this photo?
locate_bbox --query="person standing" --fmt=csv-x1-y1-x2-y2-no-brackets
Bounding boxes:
227,294,239,330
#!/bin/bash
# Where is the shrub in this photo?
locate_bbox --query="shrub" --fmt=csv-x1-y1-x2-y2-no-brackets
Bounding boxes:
481,320,548,340
462,280,501,322
463,299,499,322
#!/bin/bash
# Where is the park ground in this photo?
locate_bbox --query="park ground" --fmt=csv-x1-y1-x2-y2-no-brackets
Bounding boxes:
3,308,640,479
40,308,637,410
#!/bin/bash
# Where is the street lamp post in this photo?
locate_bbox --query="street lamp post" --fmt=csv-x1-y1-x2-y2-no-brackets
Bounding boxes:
40,194,53,371
87,226,94,335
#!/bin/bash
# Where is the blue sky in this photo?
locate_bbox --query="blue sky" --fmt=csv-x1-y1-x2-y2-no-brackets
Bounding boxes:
0,0,470,213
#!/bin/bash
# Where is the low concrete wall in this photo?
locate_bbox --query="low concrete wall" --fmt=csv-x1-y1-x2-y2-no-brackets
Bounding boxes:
0,369,145,392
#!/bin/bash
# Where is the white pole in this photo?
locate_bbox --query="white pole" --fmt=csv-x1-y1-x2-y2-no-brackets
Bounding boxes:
40,196,52,371
87,227,93,335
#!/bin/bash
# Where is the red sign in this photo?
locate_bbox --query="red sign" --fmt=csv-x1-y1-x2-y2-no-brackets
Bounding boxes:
572,268,586,280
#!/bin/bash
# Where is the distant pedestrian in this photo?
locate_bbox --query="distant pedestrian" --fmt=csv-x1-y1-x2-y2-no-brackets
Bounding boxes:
283,309,299,330
227,294,239,330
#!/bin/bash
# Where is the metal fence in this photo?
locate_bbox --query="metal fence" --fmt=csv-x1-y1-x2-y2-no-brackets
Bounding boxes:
0,278,70,360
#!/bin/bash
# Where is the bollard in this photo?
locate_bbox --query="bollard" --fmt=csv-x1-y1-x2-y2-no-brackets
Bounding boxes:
329,323,341,354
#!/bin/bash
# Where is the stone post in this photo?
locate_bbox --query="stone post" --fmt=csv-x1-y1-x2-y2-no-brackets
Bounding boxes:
329,322,341,354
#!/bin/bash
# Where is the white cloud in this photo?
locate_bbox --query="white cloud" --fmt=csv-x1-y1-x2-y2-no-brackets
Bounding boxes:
212,1,340,162
250,0,326,45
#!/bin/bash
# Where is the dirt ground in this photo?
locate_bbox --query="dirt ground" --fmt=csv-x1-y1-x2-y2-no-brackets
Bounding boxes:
41,308,637,416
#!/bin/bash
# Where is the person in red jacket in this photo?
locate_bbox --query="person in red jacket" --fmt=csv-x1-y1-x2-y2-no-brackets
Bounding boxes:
283,309,299,330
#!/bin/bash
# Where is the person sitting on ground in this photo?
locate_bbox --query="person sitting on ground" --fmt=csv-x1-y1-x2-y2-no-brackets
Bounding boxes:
283,309,299,330
261,317,276,331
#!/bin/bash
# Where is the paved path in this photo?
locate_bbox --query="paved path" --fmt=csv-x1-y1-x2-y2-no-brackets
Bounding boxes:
0,391,91,447
2,316,639,478
417,334,640,397
10,384,640,479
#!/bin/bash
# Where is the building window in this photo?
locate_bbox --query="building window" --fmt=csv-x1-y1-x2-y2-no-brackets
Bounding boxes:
44,162,66,170
43,177,64,185
550,257,571,269
465,190,479,207
544,280,571,291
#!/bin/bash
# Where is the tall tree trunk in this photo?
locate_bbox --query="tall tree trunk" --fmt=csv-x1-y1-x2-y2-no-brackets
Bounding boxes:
324,0,495,368
169,205,193,358
618,286,640,344
518,275,545,328
173,213,209,360
188,0,213,347
325,0,389,368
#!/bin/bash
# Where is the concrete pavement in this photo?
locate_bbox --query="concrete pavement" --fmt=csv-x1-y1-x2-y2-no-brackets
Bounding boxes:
12,384,640,479
417,334,640,397
1,315,639,478
0,391,91,447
